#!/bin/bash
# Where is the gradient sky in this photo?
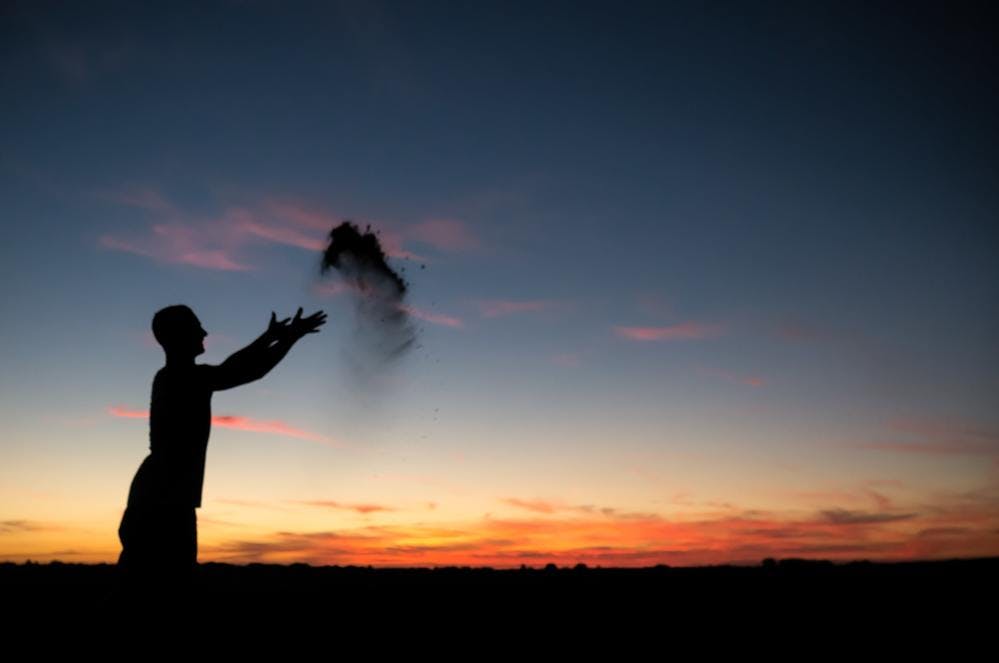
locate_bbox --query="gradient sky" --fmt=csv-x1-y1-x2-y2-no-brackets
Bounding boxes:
2,1,997,567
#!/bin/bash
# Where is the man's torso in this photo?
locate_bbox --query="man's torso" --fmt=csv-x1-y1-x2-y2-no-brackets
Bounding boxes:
129,364,214,508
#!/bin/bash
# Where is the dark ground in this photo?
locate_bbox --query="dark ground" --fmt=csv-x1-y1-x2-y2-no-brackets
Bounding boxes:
3,557,997,632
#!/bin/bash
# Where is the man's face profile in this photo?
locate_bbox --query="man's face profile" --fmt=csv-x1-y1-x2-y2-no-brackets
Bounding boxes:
153,305,208,358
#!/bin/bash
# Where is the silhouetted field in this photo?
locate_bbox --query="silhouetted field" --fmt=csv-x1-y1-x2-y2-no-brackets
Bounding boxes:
3,557,996,630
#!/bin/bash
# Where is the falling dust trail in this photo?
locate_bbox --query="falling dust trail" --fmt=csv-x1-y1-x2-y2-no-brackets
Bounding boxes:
319,221,418,384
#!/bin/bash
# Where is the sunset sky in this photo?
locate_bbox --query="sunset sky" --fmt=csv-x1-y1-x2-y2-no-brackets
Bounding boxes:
2,1,997,567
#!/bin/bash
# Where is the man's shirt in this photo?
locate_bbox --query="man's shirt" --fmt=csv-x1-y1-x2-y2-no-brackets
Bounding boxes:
128,364,217,509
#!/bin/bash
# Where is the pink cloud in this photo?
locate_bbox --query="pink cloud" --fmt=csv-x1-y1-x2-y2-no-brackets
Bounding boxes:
211,415,337,445
100,220,252,271
97,192,278,272
98,189,454,271
614,322,723,341
474,299,563,318
312,281,365,298
229,212,326,251
263,202,425,260
108,406,340,446
176,249,250,271
262,200,430,260
501,498,560,514
399,304,464,329
107,406,147,419
407,219,479,252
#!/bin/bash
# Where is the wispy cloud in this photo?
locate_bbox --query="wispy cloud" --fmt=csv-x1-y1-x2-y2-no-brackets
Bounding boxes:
0,520,57,534
296,500,397,515
259,201,428,260
614,322,723,342
211,415,339,446
107,406,341,447
501,498,559,514
258,200,471,259
229,209,326,251
820,509,917,525
107,406,147,419
98,189,316,272
97,189,450,270
99,218,252,272
399,304,464,329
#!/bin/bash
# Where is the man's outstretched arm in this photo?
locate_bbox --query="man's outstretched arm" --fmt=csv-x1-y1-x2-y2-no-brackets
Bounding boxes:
208,308,326,391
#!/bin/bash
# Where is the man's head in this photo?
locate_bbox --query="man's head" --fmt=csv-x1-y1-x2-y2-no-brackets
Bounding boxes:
152,305,207,358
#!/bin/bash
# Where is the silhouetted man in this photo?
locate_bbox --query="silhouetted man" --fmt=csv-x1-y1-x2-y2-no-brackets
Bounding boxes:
117,304,326,590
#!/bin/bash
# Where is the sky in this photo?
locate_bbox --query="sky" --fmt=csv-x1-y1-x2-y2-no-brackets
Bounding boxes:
1,1,997,567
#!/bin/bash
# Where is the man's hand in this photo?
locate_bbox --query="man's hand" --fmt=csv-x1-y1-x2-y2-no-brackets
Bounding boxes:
265,311,293,343
287,307,327,341
267,308,326,344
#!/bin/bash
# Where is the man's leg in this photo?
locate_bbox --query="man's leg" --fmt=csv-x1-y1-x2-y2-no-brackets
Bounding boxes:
117,505,197,601
157,507,198,591
115,505,159,602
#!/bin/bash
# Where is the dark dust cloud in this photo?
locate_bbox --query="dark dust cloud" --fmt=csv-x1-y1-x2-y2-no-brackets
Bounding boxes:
320,221,418,384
